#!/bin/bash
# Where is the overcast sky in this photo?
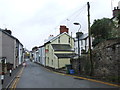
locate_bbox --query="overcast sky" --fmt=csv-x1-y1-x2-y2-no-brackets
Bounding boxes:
0,0,119,50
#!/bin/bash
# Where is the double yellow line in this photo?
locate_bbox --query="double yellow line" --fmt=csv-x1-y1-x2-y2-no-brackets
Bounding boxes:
10,67,24,90
46,68,120,88
9,66,120,89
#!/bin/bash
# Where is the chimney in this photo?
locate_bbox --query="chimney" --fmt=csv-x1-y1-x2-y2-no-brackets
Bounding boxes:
113,7,120,17
117,6,119,9
60,25,69,34
4,28,12,35
48,35,54,40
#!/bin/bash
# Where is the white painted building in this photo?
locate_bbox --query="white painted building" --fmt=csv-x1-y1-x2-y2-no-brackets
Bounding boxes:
36,50,39,62
74,33,93,56
38,45,45,66
18,43,23,65
33,50,38,62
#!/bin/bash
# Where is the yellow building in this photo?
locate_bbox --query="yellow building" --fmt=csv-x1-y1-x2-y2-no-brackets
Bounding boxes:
44,26,75,69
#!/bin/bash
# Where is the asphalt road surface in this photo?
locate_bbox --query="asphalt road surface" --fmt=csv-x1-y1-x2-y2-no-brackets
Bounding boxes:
16,60,118,88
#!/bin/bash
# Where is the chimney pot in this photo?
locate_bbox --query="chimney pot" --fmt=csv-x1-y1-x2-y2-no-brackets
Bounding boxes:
60,25,69,34
4,28,12,35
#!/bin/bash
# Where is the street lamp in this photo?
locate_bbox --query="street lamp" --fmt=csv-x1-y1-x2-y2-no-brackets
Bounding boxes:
73,22,81,75
73,22,81,56
73,22,81,32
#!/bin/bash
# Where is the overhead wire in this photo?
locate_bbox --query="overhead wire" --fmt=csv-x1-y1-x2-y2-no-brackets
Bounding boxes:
53,3,87,33
51,0,95,35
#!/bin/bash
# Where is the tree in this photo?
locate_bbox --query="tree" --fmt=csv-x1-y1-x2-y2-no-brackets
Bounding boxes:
91,18,114,46
117,14,120,25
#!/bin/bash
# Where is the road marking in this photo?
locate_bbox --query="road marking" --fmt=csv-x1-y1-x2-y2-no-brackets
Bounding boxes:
14,67,24,88
10,67,24,90
46,68,120,88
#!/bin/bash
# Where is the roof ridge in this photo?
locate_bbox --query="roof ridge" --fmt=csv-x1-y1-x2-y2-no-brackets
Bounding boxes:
44,32,72,44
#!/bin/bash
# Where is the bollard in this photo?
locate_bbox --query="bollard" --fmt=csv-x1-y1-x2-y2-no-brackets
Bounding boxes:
9,70,12,76
1,75,4,85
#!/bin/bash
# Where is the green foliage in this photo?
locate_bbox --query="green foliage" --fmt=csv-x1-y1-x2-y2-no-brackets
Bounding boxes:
92,38,104,47
117,14,120,24
91,18,115,46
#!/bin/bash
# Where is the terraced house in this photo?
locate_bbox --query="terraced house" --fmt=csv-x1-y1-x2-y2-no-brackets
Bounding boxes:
44,26,75,69
0,28,23,74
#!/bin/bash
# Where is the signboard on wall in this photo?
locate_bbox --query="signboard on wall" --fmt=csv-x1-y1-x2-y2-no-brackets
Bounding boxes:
45,49,49,53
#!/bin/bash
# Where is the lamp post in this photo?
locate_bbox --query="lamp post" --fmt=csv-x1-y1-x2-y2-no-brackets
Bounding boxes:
74,22,81,75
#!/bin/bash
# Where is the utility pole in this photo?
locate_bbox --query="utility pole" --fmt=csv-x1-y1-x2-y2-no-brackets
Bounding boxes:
87,2,93,76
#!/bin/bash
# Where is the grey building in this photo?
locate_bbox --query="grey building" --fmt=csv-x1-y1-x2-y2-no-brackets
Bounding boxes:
0,28,23,71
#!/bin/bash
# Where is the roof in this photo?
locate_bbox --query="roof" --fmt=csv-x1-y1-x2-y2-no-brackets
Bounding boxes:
44,32,73,45
55,53,76,58
79,33,88,40
51,44,74,51
74,33,88,41
0,28,23,46
0,28,17,40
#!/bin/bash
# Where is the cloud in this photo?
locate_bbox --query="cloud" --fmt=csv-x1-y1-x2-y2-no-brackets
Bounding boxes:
0,0,118,50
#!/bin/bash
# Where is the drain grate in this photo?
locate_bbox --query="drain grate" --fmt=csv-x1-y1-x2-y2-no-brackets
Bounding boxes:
74,78,84,80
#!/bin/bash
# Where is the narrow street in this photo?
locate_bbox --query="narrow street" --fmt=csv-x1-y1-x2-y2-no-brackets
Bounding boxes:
15,60,117,88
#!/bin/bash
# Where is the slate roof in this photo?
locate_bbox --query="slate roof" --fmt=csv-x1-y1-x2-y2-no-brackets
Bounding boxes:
74,33,88,41
55,53,76,58
0,28,23,46
51,44,74,51
0,28,17,40
79,33,88,40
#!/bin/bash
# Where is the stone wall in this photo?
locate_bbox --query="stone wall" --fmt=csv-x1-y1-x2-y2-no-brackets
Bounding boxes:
92,38,120,82
71,38,120,83
71,55,91,75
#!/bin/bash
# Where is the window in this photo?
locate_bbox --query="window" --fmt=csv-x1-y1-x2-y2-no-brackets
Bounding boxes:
81,47,83,50
69,37,70,43
47,45,49,49
58,37,60,43
81,40,83,45
52,60,53,65
39,57,40,62
85,39,87,45
48,57,49,64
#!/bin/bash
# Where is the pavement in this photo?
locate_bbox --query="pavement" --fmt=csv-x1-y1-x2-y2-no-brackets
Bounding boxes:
2,65,22,89
15,61,119,88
